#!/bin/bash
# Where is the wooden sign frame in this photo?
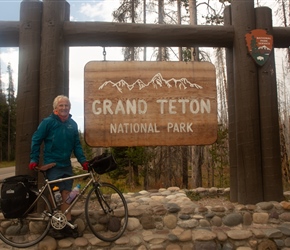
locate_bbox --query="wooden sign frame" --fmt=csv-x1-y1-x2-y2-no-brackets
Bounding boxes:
84,61,217,147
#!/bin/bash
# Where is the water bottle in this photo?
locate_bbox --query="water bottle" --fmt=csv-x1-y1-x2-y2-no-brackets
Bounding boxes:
66,184,81,204
53,186,62,206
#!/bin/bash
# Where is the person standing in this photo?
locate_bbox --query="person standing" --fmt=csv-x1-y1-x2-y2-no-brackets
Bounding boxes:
29,95,88,238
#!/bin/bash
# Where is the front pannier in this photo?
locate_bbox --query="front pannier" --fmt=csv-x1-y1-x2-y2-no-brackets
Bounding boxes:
89,153,118,175
0,175,37,218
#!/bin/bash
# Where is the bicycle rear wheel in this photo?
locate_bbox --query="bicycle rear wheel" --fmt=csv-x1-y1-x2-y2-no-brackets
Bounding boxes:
85,182,128,242
0,193,52,248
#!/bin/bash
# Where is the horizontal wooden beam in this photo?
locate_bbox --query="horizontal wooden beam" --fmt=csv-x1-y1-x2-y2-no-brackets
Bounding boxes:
0,20,290,48
63,22,234,48
0,21,19,47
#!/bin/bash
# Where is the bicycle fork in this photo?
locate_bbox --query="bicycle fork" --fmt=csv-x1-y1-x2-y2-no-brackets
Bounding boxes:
94,184,113,214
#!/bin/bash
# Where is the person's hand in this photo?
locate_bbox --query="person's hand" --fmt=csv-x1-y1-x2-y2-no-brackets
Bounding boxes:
29,162,38,170
82,161,89,171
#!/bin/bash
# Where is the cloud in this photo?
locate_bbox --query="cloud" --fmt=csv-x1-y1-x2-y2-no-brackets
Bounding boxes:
79,1,120,21
0,48,19,94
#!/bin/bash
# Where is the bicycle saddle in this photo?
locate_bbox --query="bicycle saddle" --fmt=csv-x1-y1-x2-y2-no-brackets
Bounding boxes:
36,163,56,171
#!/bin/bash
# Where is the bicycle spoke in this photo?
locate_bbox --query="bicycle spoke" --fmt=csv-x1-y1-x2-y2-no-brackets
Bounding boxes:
85,182,128,242
0,195,52,248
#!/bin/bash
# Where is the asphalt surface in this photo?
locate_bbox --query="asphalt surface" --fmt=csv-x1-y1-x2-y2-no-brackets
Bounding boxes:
0,166,15,180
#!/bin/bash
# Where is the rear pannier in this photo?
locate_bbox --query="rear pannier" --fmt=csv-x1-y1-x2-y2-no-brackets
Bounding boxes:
0,175,37,218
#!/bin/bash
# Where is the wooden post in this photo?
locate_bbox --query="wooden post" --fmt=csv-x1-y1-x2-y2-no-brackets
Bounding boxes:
255,7,284,201
39,0,69,120
224,6,238,202
231,0,264,204
15,0,42,175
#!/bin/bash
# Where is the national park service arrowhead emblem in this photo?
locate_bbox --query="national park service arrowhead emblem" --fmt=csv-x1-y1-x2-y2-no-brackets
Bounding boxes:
245,29,273,66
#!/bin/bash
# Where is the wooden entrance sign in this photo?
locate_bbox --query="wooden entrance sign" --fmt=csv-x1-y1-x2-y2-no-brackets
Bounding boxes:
84,61,217,147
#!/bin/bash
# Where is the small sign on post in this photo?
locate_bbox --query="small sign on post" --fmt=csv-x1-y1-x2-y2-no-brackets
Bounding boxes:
245,29,273,66
84,61,217,147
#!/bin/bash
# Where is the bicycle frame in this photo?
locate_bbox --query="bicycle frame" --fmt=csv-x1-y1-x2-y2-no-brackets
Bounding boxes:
24,170,97,224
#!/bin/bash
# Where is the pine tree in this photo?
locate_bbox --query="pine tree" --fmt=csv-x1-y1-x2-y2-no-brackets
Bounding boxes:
0,59,7,161
6,63,16,161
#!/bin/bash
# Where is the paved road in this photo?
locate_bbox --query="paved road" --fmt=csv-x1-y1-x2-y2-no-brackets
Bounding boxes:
0,166,15,180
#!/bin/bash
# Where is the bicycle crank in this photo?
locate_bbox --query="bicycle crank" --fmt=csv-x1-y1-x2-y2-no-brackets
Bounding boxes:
51,212,67,230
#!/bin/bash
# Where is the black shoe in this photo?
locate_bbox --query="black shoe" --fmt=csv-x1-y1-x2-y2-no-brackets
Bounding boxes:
49,228,65,239
61,225,80,238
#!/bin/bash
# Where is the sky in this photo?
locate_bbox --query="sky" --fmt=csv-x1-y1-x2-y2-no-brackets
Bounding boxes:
0,0,289,131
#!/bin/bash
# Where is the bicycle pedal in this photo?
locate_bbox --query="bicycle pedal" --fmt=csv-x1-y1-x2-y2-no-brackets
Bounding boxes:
66,221,77,229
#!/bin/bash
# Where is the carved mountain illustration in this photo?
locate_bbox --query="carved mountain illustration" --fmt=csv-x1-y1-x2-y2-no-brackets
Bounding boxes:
98,73,203,93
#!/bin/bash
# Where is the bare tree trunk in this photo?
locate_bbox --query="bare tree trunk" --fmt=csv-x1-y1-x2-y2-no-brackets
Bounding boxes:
281,124,290,183
177,0,182,60
189,0,202,188
165,146,171,187
143,0,147,61
224,6,238,201
133,164,140,186
211,158,214,187
193,146,203,188
158,0,165,61
144,163,149,189
130,0,135,61
182,146,188,188
155,147,162,186
202,148,211,187
189,0,199,60
128,159,134,189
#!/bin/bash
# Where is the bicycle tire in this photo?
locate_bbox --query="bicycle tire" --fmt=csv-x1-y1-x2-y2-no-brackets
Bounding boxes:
0,193,52,248
85,182,128,242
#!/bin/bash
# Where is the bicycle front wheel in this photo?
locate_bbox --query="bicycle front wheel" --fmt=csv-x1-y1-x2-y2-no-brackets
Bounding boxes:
85,182,128,242
0,193,52,248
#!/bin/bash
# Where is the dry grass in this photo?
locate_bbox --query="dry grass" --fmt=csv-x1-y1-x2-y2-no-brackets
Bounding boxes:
0,161,15,168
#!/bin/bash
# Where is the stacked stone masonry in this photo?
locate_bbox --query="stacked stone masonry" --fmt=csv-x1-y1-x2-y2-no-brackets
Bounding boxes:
3,187,290,249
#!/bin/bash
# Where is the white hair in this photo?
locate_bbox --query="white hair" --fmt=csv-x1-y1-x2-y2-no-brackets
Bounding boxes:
53,95,71,110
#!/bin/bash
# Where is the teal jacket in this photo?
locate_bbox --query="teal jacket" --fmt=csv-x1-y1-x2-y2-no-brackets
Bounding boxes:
30,113,86,167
